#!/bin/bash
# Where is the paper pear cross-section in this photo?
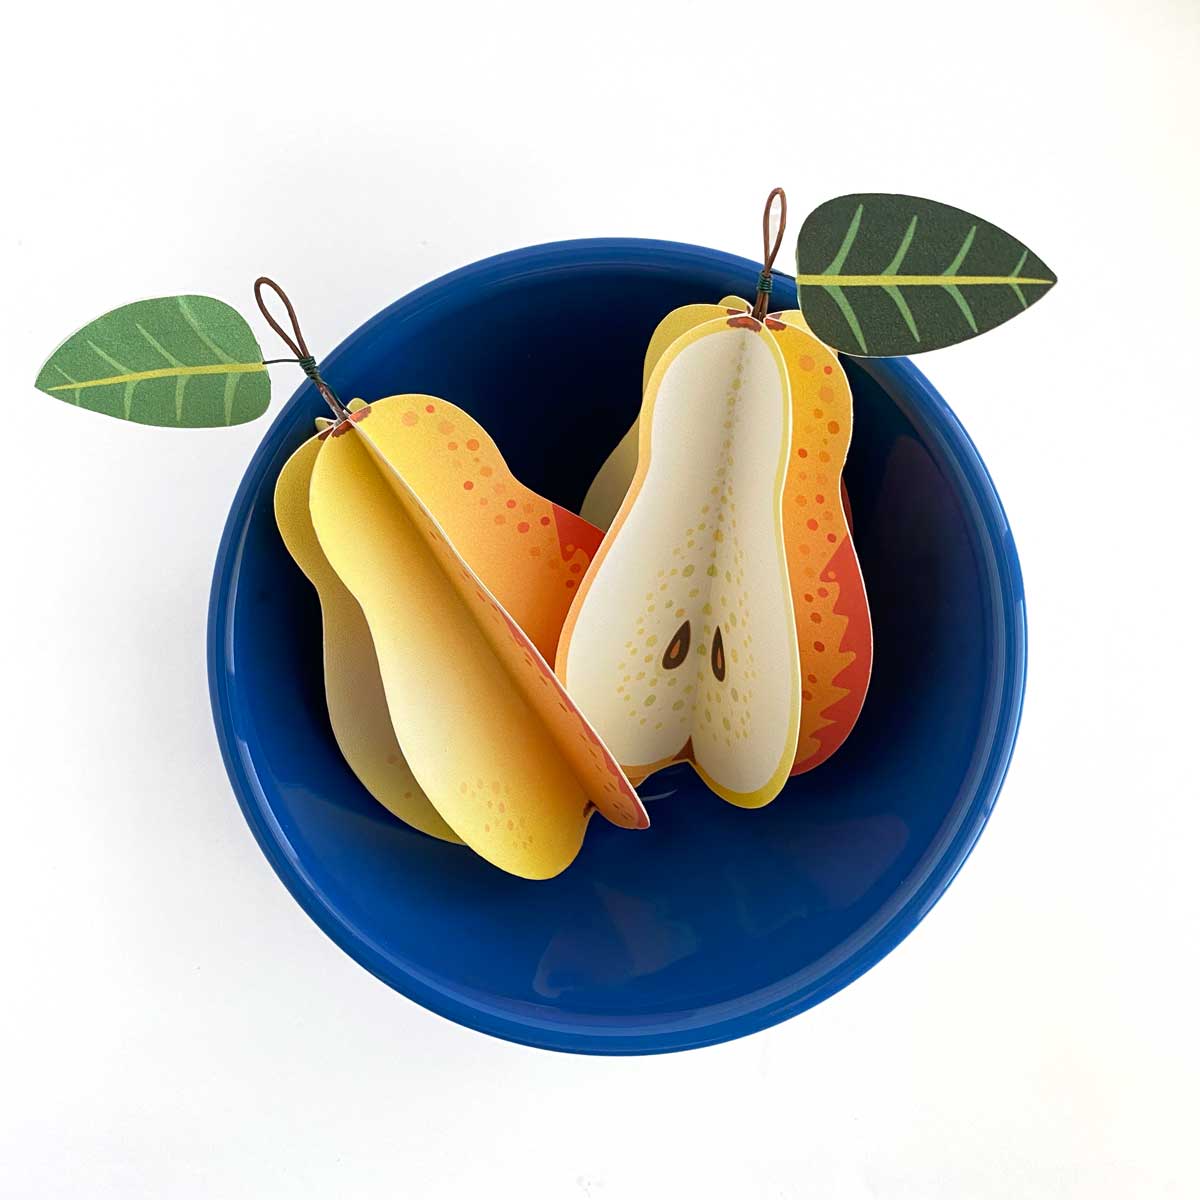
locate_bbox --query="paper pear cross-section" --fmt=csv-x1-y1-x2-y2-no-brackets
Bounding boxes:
557,316,803,807
577,297,873,779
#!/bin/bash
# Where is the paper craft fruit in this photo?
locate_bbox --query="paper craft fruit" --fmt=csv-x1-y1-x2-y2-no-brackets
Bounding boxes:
33,192,1054,874
765,306,873,772
273,393,628,873
579,296,873,775
345,396,602,663
556,316,803,807
303,398,647,878
276,394,612,853
275,433,461,843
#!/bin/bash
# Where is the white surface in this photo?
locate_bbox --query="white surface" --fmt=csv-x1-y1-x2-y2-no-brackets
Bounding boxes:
1,1,1197,1195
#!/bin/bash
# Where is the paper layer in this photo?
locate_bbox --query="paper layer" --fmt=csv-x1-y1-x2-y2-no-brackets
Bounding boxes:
274,437,460,842
558,318,802,808
302,401,646,879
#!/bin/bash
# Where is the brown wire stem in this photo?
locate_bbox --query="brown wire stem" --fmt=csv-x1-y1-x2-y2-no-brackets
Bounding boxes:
751,187,788,320
253,276,348,420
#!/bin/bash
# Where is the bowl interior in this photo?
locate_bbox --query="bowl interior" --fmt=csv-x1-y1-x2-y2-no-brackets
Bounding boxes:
209,239,1025,1054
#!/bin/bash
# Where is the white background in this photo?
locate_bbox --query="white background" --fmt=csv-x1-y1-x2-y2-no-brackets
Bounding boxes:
2,2,1197,1195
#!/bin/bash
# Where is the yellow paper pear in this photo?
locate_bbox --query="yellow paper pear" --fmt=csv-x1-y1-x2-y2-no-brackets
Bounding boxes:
307,404,647,879
274,433,460,843
556,315,802,807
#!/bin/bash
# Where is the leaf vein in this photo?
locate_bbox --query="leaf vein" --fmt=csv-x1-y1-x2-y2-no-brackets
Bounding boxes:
823,204,864,275
941,284,978,333
882,285,920,343
136,323,185,367
943,225,978,276
824,285,868,354
85,339,132,377
177,297,236,364
44,362,267,392
222,372,240,424
883,216,918,275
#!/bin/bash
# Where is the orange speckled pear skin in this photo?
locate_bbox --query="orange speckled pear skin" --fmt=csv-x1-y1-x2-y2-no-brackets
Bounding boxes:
307,401,646,879
557,316,802,809
354,395,603,663
766,311,873,773
579,297,873,777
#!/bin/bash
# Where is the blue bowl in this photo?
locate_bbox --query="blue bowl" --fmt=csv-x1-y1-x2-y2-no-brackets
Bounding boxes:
208,239,1026,1055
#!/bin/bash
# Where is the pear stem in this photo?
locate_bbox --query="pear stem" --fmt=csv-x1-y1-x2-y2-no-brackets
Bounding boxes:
752,187,788,321
253,277,349,420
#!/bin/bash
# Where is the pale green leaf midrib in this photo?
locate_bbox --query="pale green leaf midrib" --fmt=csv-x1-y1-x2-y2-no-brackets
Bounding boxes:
45,362,267,392
798,274,1054,286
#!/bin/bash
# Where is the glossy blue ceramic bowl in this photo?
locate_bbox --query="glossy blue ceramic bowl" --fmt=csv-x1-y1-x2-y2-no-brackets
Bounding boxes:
209,239,1025,1055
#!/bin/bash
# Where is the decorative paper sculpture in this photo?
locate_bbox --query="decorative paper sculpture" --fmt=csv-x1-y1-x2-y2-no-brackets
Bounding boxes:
558,314,801,806
33,190,1056,877
297,394,648,878
581,292,873,777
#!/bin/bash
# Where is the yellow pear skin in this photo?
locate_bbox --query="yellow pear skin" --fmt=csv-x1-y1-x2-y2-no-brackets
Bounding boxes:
309,418,646,879
274,436,460,842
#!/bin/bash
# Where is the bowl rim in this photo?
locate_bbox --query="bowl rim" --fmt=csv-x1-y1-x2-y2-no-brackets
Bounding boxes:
208,236,1027,1055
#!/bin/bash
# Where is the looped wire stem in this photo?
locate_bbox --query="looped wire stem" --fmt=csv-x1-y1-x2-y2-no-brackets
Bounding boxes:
253,276,348,420
752,187,788,320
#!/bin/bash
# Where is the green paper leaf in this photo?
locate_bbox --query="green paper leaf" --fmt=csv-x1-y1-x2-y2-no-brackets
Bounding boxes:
35,296,270,427
795,194,1056,356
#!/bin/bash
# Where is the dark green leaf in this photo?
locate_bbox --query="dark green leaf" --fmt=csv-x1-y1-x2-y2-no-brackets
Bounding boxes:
35,296,270,427
795,194,1056,356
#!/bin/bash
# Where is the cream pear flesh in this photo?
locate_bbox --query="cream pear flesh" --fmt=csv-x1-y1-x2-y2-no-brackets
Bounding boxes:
558,317,802,808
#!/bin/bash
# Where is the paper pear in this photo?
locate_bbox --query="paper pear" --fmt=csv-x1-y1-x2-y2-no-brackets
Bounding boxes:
306,398,648,879
277,394,626,868
275,433,461,842
556,316,802,808
763,307,873,772
348,395,602,663
579,296,872,775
